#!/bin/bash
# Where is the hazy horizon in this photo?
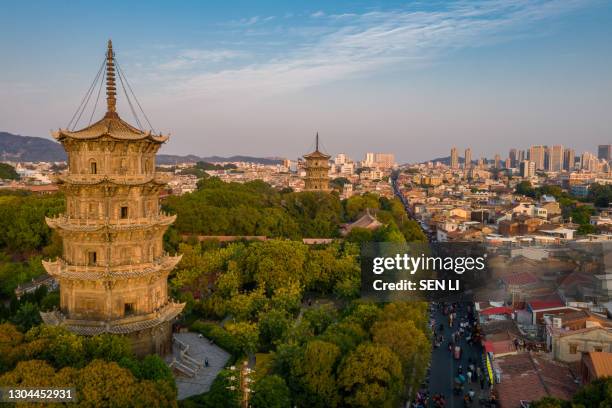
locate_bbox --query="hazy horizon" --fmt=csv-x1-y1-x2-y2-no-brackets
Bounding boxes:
2,0,611,162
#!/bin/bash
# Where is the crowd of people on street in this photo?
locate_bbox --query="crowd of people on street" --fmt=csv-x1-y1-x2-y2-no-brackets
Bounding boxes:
410,301,499,407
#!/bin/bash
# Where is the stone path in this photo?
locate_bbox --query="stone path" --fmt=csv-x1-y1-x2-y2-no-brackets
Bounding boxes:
165,332,230,400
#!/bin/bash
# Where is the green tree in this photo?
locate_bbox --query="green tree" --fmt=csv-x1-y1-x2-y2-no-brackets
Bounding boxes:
516,181,536,197
251,375,291,408
320,322,367,354
258,309,291,351
379,302,430,333
11,301,42,331
572,377,612,407
0,323,25,372
577,224,596,235
84,334,133,362
139,354,175,385
345,227,374,244
371,320,430,393
0,163,19,180
241,240,307,293
337,343,404,408
0,193,64,254
269,280,303,315
0,359,177,407
344,303,382,332
291,340,341,407
399,220,427,242
587,183,612,208
226,287,268,321
24,325,85,368
571,205,595,225
225,321,259,355
344,194,380,221
303,305,337,335
75,360,177,407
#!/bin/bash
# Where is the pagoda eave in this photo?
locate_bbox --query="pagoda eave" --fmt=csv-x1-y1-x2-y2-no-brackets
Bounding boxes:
55,174,170,187
40,301,185,336
42,255,182,281
304,151,331,160
45,214,177,232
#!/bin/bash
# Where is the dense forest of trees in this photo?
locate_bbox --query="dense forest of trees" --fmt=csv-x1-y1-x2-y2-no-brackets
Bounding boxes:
0,178,430,407
0,192,64,298
185,301,430,408
163,177,425,246
0,323,177,406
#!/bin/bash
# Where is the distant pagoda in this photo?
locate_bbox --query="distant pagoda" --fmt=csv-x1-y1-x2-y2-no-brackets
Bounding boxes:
303,132,331,191
41,40,184,356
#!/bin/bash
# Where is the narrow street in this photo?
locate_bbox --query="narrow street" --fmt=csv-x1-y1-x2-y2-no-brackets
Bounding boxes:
392,175,491,407
427,303,489,407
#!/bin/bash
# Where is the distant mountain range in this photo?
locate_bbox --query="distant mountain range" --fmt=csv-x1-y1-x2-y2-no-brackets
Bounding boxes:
0,132,284,165
156,154,284,165
0,132,66,162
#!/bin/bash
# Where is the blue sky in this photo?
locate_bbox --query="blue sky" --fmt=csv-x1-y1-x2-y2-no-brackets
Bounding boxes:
1,0,611,162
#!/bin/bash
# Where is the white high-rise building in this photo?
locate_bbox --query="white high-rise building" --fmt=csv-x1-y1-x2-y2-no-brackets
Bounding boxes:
520,160,536,178
334,153,349,165
581,152,599,172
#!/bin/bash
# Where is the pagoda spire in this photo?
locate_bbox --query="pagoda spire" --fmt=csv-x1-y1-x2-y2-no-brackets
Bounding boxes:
105,39,117,117
316,132,319,151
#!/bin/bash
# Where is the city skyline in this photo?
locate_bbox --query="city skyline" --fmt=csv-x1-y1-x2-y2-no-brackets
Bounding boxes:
1,1,611,162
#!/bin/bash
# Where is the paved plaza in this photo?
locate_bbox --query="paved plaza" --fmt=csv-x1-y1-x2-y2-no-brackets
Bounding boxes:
166,332,231,400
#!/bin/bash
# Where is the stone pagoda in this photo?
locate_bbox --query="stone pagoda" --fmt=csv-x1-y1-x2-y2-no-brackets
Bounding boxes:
303,133,331,191
41,40,184,356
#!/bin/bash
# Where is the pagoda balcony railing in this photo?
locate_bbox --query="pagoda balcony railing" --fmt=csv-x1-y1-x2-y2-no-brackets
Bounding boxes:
47,212,175,227
40,300,185,335
56,172,171,185
43,253,182,279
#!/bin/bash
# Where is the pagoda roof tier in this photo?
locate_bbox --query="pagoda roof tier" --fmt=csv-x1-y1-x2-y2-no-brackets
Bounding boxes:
304,149,331,160
46,213,176,232
42,254,182,281
54,172,171,186
53,115,168,144
40,300,185,335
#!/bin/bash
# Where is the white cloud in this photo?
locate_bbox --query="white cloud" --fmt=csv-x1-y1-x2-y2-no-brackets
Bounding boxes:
158,49,247,71
155,0,593,99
